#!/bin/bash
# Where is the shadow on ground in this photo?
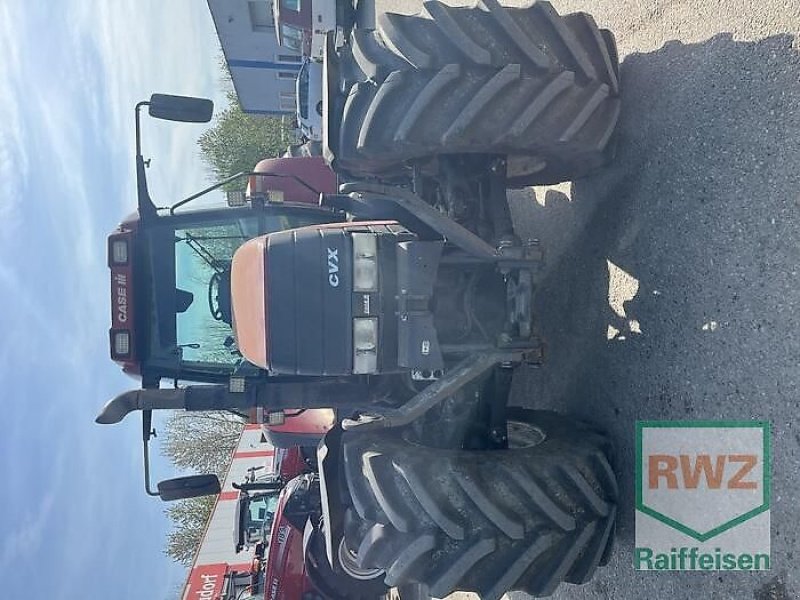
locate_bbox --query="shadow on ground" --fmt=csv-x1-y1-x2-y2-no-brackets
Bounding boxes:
508,32,800,600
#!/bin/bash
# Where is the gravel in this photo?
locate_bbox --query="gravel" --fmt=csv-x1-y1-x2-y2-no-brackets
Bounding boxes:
364,1,800,598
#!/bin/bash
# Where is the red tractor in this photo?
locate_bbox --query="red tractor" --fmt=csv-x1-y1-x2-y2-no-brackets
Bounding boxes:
99,3,621,598
233,448,387,600
102,93,346,450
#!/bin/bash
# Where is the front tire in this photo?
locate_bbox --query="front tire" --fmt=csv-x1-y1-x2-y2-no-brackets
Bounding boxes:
339,409,618,600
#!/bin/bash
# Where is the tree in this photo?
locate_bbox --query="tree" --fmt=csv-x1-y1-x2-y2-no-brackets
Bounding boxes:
164,495,218,565
198,91,292,188
160,411,245,564
161,410,245,475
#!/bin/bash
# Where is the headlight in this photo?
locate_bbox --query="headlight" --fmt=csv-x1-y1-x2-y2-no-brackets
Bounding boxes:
266,410,286,426
352,317,378,374
111,330,131,358
226,190,247,207
228,376,246,393
352,233,378,292
109,238,129,265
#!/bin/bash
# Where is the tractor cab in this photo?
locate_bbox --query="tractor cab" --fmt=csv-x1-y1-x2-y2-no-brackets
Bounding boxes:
107,95,339,391
233,473,283,553
109,202,337,388
100,93,340,502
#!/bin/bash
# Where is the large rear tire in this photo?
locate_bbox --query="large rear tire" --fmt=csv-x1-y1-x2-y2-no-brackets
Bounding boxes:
334,63,620,186
332,3,620,186
339,409,617,600
352,0,618,92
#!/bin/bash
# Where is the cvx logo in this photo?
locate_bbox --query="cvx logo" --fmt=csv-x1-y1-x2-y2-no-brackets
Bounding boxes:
327,247,339,287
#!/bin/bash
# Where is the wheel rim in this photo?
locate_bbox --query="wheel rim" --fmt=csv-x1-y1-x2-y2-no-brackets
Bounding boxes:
507,420,546,448
337,538,384,580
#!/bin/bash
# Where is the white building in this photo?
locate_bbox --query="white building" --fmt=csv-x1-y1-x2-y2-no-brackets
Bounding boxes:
207,0,302,114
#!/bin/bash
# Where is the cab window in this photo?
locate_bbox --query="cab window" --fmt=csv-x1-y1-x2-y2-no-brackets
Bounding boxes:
245,493,280,544
173,212,323,372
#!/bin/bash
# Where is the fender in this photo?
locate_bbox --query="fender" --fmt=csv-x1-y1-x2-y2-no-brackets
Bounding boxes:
317,422,346,568
302,516,316,558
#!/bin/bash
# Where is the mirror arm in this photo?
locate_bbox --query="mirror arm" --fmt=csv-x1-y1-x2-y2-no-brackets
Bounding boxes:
142,410,160,497
135,101,158,221
134,100,149,157
142,438,160,497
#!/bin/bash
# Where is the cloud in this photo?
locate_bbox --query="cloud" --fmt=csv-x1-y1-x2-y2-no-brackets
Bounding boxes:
0,2,30,237
0,493,55,568
69,0,229,209
0,0,227,364
0,3,231,598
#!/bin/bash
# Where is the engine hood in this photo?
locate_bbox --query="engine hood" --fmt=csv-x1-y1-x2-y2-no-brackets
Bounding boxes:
231,224,354,375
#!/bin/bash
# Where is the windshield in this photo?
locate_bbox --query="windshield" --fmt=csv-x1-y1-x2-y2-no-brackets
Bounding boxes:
141,206,334,383
245,492,280,545
175,219,253,368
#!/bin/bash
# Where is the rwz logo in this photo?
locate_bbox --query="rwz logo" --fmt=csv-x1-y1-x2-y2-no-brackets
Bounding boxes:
635,421,770,570
648,454,758,490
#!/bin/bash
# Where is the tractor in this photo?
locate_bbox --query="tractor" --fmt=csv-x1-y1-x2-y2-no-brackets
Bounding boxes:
234,449,389,600
98,2,621,598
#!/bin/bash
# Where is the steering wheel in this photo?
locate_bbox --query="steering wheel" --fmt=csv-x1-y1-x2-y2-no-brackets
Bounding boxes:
208,271,226,321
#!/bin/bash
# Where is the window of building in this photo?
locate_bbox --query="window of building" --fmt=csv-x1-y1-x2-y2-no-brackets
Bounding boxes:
278,54,302,63
282,0,301,11
277,71,297,80
279,91,296,111
248,1,272,32
279,23,303,52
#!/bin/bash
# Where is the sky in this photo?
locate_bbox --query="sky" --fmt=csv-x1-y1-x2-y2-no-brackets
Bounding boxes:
0,1,231,597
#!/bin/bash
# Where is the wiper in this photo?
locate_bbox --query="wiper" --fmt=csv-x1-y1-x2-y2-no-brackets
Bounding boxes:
175,232,224,273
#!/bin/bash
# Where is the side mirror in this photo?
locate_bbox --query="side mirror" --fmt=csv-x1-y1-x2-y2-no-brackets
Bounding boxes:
157,474,221,501
148,94,213,123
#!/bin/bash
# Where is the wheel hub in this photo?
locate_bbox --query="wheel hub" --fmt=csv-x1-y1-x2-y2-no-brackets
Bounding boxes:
337,538,384,581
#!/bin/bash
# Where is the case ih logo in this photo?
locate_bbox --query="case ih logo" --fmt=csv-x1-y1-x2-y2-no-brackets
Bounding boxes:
114,273,129,323
635,421,770,571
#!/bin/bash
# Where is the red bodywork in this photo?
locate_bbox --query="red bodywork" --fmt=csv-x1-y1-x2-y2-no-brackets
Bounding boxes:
261,484,314,599
108,215,140,376
259,407,335,598
259,446,315,599
108,156,336,382
273,446,308,480
248,156,336,205
266,408,336,448
257,405,337,598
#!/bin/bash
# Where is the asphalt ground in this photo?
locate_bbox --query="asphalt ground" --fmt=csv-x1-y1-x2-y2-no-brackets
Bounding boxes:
363,0,800,598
